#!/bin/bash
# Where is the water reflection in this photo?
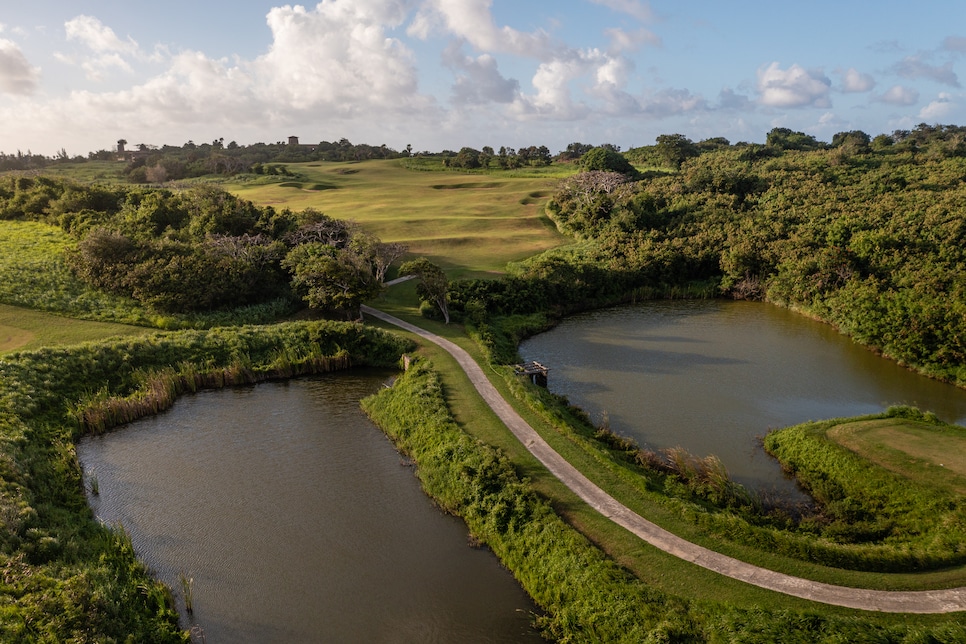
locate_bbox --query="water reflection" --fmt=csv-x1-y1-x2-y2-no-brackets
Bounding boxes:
79,372,542,643
520,300,966,493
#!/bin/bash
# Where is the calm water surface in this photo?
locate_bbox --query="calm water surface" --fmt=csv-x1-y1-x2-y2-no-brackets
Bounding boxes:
520,300,966,493
78,371,542,643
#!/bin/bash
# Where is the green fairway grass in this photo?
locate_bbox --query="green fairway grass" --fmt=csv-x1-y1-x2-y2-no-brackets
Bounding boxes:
0,303,151,353
828,418,966,495
224,159,572,277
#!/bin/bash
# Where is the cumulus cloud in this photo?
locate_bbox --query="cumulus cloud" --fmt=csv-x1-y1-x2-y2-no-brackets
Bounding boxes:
443,44,519,104
416,0,550,56
253,3,433,115
0,38,40,95
878,84,919,105
65,15,138,55
60,15,141,80
757,62,831,108
894,55,959,87
919,92,956,120
839,67,875,93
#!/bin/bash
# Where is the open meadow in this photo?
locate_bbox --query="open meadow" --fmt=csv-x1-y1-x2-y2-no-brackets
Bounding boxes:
223,159,571,278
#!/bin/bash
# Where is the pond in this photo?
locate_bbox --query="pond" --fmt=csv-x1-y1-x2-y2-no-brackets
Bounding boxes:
520,300,966,494
78,371,542,643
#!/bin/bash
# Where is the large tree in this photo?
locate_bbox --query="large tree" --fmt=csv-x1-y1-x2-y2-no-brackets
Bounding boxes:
282,243,382,319
399,258,450,323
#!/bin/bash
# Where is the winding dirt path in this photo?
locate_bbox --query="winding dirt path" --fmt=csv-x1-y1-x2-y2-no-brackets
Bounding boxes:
361,305,966,614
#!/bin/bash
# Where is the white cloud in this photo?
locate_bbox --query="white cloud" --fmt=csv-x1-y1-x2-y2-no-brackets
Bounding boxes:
605,27,661,54
61,16,141,81
919,92,956,120
443,44,519,104
894,55,959,87
0,38,40,95
878,85,919,105
589,0,656,22
839,67,875,93
253,3,433,114
417,0,550,56
756,63,831,108
65,15,139,55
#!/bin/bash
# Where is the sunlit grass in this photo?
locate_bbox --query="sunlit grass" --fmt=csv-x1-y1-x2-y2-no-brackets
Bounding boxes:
828,417,966,495
0,304,150,353
224,159,572,277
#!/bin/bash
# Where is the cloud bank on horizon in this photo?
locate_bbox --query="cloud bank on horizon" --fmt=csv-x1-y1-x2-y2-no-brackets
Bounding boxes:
0,0,964,156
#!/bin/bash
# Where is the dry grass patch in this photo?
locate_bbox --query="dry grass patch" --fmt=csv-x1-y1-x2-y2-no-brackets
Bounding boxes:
828,418,966,495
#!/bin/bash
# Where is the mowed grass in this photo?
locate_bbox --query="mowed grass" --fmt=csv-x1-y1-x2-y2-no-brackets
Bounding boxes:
224,159,572,278
828,418,966,495
0,304,151,353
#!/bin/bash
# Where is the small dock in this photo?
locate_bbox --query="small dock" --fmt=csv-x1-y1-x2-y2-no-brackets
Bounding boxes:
513,361,549,388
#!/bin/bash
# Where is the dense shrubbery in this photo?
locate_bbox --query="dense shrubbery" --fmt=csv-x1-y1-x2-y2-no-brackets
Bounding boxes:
0,320,413,641
0,177,405,321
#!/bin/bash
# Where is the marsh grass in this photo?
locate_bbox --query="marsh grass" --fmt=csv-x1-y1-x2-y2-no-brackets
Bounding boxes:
179,573,194,614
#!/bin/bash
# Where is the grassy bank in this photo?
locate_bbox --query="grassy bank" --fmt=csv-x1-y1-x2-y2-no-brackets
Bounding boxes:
0,320,413,641
362,354,966,642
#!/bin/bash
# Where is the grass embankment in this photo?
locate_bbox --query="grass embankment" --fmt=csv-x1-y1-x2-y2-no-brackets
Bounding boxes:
362,347,966,642
223,159,571,278
0,320,413,641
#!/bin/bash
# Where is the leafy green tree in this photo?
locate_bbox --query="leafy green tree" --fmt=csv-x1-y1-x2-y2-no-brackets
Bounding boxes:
765,127,825,151
282,242,382,319
654,134,699,169
578,147,637,176
399,258,451,323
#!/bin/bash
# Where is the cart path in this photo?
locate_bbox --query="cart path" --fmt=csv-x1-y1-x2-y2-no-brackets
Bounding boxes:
362,305,966,614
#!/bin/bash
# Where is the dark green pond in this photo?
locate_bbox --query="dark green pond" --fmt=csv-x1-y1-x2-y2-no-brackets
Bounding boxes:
78,371,542,643
520,299,966,494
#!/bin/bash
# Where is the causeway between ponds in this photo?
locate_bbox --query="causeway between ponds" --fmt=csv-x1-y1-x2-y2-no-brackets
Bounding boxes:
361,305,966,614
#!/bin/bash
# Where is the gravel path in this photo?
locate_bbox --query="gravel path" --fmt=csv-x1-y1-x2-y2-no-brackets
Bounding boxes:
362,305,966,614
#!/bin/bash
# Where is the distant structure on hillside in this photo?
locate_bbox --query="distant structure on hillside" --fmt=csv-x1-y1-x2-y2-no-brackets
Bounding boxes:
288,136,299,146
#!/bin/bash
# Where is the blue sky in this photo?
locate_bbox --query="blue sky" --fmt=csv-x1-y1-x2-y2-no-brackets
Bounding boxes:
1,1,964,156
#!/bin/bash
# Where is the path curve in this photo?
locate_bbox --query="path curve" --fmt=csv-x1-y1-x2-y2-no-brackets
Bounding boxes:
362,305,966,614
